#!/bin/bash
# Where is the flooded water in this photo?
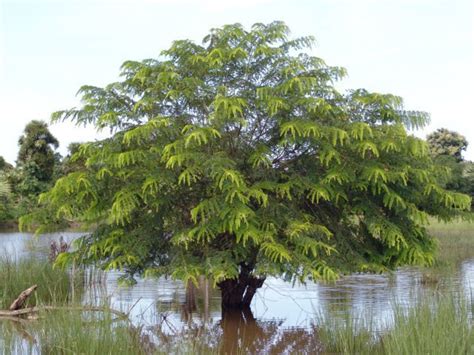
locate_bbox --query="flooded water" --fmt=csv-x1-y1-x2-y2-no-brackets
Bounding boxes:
1,231,473,353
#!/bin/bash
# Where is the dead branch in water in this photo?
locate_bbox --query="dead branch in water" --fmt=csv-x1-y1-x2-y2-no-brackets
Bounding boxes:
0,305,128,319
9,285,37,311
2,285,128,320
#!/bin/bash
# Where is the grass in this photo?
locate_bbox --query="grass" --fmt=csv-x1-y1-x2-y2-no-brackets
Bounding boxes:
0,255,78,309
1,294,471,355
428,218,474,266
317,293,474,355
316,217,474,354
418,219,474,285
35,310,152,354
0,309,154,355
0,254,152,354
382,296,473,355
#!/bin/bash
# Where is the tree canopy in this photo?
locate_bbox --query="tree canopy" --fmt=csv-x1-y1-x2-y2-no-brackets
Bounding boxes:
427,128,468,162
17,120,60,182
0,156,13,171
427,128,473,209
0,176,12,222
22,22,471,309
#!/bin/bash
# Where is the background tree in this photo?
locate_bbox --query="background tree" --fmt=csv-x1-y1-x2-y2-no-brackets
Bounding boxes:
0,121,61,222
14,120,60,198
0,156,13,171
22,22,471,310
427,128,468,162
59,143,87,175
0,175,13,222
17,120,60,183
427,128,473,208
0,159,15,223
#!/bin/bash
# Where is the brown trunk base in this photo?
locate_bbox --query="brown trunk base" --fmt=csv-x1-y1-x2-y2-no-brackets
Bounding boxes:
217,271,265,310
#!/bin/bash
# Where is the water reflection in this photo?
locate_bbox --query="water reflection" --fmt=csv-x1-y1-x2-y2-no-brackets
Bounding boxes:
1,231,473,353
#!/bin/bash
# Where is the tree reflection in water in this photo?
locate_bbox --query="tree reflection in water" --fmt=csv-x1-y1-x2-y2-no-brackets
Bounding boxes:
220,308,323,354
151,278,325,354
157,289,323,354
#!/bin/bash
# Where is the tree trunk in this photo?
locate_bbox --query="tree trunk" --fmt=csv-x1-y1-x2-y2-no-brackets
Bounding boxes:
217,264,265,310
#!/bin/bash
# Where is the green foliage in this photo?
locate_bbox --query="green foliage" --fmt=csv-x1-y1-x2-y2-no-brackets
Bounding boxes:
0,156,13,171
0,176,11,199
0,175,13,222
0,121,62,225
17,120,59,183
427,127,474,207
0,156,5,170
56,142,88,177
427,128,468,162
23,22,471,294
0,157,15,223
440,157,474,197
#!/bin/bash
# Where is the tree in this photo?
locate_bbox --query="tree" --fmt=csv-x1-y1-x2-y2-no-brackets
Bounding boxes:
427,128,468,162
59,143,87,175
427,128,473,208
17,120,59,183
0,175,13,222
0,121,61,221
22,22,471,310
0,156,13,171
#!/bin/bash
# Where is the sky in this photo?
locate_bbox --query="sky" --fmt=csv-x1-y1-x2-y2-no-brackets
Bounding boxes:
0,0,472,164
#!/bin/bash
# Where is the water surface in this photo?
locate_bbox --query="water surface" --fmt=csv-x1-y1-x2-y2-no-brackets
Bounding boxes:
1,231,472,353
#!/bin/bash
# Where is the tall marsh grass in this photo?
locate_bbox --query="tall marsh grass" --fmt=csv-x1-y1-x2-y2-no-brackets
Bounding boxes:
1,294,471,354
318,293,474,354
0,255,75,309
0,309,153,355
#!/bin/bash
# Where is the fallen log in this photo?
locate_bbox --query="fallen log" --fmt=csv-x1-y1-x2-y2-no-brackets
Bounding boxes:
9,285,37,311
2,285,129,320
0,305,128,319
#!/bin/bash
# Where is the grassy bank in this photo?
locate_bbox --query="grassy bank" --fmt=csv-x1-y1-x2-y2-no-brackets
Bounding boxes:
428,219,474,266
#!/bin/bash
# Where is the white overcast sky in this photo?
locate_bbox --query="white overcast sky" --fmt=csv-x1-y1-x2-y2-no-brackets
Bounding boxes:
0,0,472,164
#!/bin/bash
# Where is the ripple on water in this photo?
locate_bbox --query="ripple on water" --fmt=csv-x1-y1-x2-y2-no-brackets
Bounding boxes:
1,231,473,332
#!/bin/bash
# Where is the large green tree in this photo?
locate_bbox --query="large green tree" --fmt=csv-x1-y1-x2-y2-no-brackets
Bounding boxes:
23,22,471,310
